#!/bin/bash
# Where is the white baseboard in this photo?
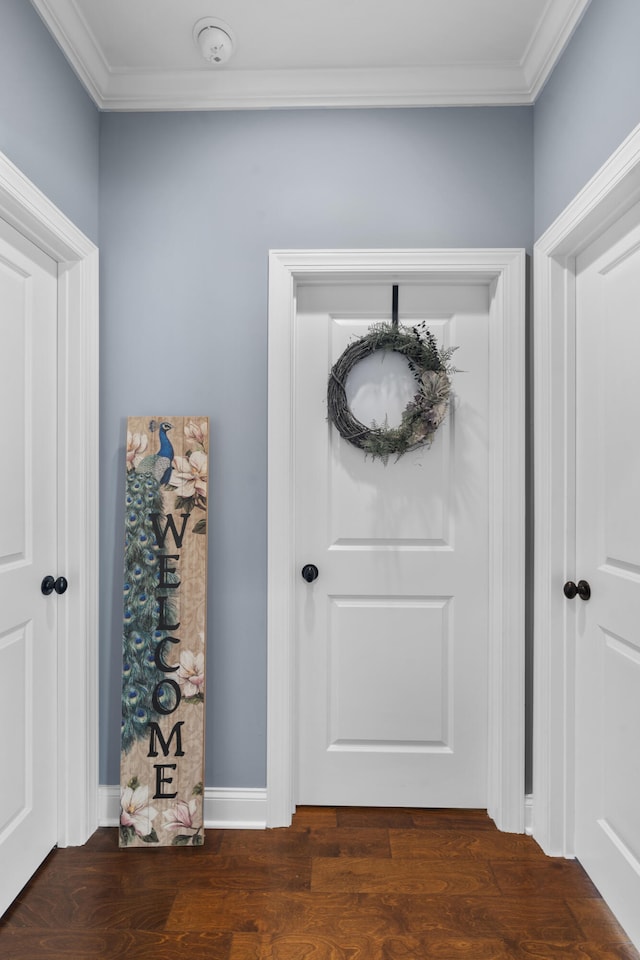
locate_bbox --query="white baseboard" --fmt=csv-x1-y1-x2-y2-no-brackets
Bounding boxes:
101,785,530,835
99,785,268,830
525,794,533,835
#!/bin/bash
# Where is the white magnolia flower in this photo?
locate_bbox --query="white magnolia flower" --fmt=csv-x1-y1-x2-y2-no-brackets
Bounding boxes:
170,450,207,500
120,783,158,837
163,798,198,831
177,649,205,698
126,431,148,471
185,420,208,449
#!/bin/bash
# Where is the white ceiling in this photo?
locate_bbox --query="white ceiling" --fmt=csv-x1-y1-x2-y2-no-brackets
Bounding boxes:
30,0,591,111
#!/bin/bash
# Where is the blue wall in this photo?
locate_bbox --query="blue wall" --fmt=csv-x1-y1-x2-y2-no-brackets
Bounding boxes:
0,0,99,242
6,0,640,795
534,0,640,238
99,107,534,786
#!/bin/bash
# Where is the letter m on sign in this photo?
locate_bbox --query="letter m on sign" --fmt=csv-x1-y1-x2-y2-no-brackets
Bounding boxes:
148,722,186,758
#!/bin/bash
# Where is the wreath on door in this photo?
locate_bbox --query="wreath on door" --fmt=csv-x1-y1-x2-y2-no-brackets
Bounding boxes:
327,320,457,463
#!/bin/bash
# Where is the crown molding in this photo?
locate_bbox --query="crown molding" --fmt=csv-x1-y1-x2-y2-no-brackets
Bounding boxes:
521,0,592,99
30,0,110,106
100,63,531,112
31,0,592,111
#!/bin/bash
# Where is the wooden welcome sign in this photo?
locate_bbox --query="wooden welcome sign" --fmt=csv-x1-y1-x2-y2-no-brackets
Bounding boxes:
120,416,208,847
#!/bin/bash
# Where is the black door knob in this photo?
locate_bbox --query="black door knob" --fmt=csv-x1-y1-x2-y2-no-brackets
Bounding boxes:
563,579,591,601
41,575,68,596
577,579,591,601
301,564,319,583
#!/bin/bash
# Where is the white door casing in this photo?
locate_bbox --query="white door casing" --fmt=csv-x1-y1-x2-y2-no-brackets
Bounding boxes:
295,280,491,807
0,152,99,857
533,123,640,947
267,249,525,831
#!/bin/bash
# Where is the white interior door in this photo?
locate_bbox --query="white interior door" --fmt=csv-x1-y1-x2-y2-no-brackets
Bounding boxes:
0,217,58,915
574,199,640,944
295,280,490,807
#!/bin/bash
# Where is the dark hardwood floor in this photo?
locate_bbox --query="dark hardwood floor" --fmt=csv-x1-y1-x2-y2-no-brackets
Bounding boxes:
1,807,637,959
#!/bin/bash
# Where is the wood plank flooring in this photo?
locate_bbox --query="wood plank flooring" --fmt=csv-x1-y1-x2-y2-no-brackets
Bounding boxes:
0,807,637,959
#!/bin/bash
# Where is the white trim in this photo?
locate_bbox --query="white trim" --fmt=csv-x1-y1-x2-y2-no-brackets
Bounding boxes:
533,122,640,858
525,794,534,836
521,0,592,100
30,0,109,106
99,786,267,831
0,151,99,848
31,0,590,111
267,248,526,831
89,64,531,112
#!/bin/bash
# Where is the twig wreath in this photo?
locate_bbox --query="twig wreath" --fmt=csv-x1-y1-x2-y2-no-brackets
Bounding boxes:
327,318,457,463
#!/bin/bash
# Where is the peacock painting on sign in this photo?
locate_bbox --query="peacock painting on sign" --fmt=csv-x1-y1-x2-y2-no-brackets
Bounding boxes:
120,416,209,847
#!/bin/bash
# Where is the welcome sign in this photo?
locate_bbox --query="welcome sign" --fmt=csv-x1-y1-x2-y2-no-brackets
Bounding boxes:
120,416,208,847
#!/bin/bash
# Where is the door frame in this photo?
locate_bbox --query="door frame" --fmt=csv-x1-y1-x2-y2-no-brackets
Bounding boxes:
267,248,526,830
0,151,99,847
533,123,640,857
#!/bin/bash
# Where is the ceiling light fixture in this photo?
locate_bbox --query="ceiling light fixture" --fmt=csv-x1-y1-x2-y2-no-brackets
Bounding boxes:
193,17,236,65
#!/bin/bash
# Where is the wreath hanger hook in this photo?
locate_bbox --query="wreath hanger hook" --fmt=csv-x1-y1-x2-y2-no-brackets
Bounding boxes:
392,284,399,329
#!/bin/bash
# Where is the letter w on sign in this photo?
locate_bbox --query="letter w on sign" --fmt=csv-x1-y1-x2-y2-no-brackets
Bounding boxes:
120,416,208,847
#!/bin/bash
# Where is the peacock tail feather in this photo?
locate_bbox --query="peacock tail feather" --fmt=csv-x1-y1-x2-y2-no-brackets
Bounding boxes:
121,468,178,754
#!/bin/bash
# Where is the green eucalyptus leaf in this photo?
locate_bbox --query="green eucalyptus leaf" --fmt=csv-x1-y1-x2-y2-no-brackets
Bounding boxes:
119,825,136,846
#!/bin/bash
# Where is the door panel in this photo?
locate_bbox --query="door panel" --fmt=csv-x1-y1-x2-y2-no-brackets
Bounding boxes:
295,281,490,807
575,199,640,945
328,596,450,747
0,217,58,916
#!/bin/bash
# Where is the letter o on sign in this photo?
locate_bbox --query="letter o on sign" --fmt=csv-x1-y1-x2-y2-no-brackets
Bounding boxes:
151,678,182,715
